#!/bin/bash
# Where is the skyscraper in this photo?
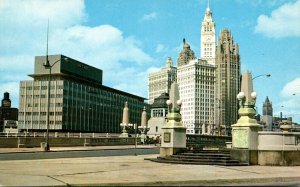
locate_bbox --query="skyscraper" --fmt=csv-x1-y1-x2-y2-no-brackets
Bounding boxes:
215,29,241,136
148,57,177,104
200,2,216,65
177,40,216,134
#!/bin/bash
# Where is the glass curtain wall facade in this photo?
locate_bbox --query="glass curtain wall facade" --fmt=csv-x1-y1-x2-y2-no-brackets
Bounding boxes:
18,55,146,133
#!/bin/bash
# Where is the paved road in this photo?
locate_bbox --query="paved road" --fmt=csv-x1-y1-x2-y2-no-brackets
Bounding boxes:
0,147,159,160
0,153,299,186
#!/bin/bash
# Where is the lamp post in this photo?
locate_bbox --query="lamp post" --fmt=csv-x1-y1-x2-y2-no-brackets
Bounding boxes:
252,73,271,80
42,57,68,151
127,123,137,155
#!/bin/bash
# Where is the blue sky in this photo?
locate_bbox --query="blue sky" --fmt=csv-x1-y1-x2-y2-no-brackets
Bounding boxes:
0,0,299,123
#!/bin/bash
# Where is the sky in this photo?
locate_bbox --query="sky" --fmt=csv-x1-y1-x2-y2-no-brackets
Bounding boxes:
0,0,299,123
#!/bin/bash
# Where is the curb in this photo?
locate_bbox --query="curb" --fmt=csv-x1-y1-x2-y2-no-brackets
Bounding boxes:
68,176,300,186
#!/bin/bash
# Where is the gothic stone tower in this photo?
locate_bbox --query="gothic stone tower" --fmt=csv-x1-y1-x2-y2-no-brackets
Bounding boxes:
261,96,273,130
263,96,273,116
215,29,241,136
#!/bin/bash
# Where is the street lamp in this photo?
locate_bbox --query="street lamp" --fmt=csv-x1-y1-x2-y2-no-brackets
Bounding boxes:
42,57,68,151
127,123,137,156
252,73,271,80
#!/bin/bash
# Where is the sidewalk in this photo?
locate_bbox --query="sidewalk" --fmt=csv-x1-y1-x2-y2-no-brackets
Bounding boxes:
0,144,157,154
0,151,299,186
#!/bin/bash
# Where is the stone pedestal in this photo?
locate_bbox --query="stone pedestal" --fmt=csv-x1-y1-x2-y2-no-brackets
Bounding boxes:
159,81,186,157
232,108,262,150
140,133,146,144
231,71,263,165
231,107,262,165
160,127,186,156
119,132,129,138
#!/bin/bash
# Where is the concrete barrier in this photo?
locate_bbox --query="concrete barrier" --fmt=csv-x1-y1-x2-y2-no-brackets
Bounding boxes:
258,131,300,166
0,138,18,148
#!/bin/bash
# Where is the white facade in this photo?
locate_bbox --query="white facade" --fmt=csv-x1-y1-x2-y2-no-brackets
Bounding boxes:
148,57,177,104
200,4,216,65
177,59,216,135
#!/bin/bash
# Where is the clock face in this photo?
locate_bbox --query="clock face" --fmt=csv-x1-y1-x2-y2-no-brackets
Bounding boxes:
2,100,11,107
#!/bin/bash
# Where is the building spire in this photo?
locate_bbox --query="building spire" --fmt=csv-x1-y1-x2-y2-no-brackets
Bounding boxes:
206,0,211,12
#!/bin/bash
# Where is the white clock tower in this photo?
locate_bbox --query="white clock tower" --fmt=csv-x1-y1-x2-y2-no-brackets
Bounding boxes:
201,1,216,65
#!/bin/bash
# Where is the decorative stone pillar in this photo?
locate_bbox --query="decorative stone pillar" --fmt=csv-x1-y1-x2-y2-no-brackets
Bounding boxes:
231,71,262,164
120,101,130,138
139,106,149,144
160,82,186,157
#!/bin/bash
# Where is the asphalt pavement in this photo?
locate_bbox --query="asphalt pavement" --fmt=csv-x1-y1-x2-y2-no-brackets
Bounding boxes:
0,145,299,186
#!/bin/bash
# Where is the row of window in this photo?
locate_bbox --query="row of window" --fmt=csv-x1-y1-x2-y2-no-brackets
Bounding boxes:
19,112,63,116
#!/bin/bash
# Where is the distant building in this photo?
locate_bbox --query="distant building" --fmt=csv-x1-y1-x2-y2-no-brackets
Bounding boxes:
200,2,216,65
148,57,176,104
177,40,216,135
0,92,18,133
260,96,273,130
18,54,147,133
147,93,169,139
215,29,241,136
177,39,196,67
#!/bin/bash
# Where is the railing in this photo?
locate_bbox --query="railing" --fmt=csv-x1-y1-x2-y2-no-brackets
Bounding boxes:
0,136,140,148
0,132,123,138
186,134,232,150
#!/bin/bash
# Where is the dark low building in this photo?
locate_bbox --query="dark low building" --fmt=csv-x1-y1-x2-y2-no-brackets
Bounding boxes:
0,92,18,132
18,54,147,133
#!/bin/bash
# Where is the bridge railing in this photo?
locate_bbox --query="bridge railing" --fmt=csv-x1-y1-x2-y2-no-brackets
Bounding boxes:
186,134,231,150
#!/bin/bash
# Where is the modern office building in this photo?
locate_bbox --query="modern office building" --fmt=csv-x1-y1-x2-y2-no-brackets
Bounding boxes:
18,54,147,133
177,41,216,134
147,92,169,139
215,29,241,136
148,57,176,104
200,2,216,65
261,96,273,130
0,92,18,133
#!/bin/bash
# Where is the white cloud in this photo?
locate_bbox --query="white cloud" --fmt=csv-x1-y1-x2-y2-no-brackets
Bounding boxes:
281,77,300,97
277,77,300,123
50,25,153,94
141,12,157,21
155,44,166,53
255,0,300,38
0,0,154,107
